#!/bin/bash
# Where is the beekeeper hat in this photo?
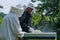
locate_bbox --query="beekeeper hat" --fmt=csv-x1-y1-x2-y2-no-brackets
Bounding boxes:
10,6,24,17
26,3,35,10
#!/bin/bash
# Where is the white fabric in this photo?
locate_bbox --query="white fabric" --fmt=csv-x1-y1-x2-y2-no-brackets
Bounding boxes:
28,26,42,33
23,5,27,10
27,3,34,10
10,6,24,17
0,12,24,40
26,3,36,13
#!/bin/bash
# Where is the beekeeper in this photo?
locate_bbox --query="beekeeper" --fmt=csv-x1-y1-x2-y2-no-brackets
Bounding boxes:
18,3,34,33
0,6,25,40
19,3,41,33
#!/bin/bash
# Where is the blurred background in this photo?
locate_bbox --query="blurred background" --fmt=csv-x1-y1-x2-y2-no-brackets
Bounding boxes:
0,0,58,32
0,0,59,40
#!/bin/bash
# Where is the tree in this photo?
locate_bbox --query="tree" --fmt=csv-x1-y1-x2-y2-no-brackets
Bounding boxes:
0,12,6,26
31,0,58,31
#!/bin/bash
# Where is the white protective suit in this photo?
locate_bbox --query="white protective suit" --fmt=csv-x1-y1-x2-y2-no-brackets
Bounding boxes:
0,6,24,40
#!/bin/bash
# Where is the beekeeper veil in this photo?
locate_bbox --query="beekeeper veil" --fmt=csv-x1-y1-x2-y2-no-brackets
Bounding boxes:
23,3,36,14
10,6,24,17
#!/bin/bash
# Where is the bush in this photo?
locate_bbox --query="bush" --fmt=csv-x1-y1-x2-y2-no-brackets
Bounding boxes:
0,17,3,26
32,13,41,27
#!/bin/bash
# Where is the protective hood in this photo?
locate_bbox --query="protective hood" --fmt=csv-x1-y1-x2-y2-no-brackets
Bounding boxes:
10,6,24,17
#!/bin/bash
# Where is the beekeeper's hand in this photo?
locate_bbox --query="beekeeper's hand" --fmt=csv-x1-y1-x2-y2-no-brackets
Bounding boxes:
29,27,35,33
29,27,41,33
19,31,27,38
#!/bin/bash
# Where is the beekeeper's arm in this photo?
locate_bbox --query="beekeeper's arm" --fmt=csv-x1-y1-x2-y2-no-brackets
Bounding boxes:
9,16,24,37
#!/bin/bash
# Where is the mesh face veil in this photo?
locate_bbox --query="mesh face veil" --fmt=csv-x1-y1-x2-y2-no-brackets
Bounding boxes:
10,6,24,17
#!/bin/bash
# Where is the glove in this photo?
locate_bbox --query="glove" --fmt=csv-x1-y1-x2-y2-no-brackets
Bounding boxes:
19,31,26,38
29,27,35,33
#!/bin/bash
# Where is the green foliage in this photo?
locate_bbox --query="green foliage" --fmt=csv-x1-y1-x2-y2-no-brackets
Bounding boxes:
0,12,6,17
32,13,41,26
0,17,3,26
31,0,58,32
44,16,50,21
0,12,6,26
